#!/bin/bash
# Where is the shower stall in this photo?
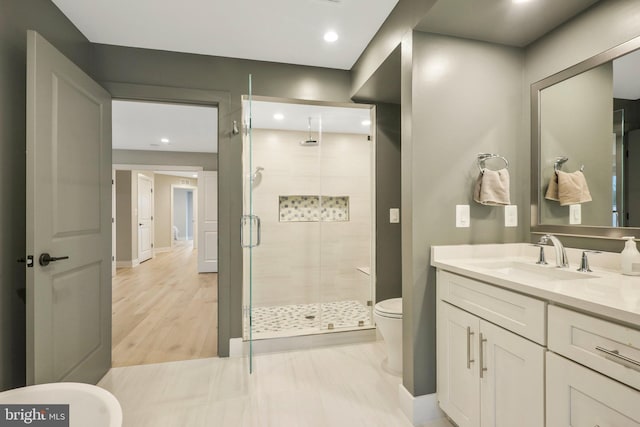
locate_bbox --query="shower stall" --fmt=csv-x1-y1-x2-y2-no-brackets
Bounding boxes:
241,91,375,359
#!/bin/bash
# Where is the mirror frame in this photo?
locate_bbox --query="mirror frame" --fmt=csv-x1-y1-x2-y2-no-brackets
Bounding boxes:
531,35,640,239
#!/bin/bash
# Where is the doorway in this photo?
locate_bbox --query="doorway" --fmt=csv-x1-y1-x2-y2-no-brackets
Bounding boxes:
171,184,198,247
111,99,219,367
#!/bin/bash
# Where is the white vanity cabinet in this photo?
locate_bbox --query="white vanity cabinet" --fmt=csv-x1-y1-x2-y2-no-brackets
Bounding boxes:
437,271,545,427
547,305,640,426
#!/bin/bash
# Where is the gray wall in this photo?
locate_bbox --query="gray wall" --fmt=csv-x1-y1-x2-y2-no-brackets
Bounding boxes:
350,0,437,98
525,0,640,253
375,103,402,302
402,31,524,396
92,43,353,356
115,171,133,261
113,150,218,171
0,0,94,390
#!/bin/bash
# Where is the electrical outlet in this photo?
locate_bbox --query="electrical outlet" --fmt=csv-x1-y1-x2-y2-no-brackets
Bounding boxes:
389,208,400,224
456,205,470,228
505,205,518,227
569,204,582,224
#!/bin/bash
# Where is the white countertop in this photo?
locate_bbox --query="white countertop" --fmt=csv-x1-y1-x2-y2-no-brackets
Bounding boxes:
431,243,640,327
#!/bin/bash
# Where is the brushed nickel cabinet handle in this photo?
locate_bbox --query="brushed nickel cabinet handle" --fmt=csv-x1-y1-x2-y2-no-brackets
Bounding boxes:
595,346,640,371
479,333,488,378
467,327,475,369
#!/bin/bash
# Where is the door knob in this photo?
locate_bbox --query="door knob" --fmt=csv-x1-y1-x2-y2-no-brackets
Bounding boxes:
39,253,69,266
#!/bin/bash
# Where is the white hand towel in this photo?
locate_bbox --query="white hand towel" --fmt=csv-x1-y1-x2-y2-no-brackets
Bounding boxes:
473,168,511,206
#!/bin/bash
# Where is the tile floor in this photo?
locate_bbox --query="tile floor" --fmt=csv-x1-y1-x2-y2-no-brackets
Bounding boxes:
248,300,372,339
99,341,453,427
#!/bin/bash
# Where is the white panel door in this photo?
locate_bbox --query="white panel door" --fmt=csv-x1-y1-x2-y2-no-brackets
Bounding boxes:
437,302,481,427
112,169,116,276
480,320,544,427
198,171,218,272
137,174,153,263
26,31,112,384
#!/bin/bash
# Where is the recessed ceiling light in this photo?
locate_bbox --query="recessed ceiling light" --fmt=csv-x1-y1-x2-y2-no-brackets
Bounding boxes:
160,138,170,144
512,0,532,3
324,31,339,43
273,113,284,120
192,174,198,178
361,120,371,126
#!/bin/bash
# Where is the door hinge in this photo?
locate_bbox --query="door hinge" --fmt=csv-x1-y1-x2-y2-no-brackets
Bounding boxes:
151,243,154,248
151,215,154,221
112,217,115,223
112,256,115,261
150,188,153,193
112,179,114,185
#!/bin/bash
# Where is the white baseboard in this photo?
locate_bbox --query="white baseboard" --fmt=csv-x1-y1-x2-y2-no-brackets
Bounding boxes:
115,258,140,268
398,385,443,426
229,338,244,358
154,246,171,253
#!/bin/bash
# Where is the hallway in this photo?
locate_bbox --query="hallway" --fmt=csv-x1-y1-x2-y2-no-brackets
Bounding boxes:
112,242,218,367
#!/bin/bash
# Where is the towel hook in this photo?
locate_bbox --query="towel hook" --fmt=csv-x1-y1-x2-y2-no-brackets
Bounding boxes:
477,153,509,173
554,156,584,172
554,156,568,172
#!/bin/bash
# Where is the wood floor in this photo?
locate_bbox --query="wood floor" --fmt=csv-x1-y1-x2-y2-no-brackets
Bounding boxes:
112,241,218,367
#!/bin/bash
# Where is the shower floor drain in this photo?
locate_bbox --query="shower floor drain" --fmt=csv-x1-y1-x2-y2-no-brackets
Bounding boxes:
305,315,316,320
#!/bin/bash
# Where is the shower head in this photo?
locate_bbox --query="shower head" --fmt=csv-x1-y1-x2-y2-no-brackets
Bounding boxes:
300,116,319,146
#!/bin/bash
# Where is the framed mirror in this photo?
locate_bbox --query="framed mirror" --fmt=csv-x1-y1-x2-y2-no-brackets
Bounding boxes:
531,35,640,239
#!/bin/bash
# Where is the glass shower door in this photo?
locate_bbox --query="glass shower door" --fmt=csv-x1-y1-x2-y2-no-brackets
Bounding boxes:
241,75,258,373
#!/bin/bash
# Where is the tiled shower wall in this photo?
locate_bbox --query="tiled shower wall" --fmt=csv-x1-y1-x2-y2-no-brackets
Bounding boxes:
249,129,372,308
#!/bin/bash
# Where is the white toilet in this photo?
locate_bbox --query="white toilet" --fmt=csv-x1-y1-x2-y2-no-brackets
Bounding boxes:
374,297,402,375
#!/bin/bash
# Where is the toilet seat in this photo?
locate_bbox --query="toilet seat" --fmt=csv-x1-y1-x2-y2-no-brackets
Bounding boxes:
374,298,402,319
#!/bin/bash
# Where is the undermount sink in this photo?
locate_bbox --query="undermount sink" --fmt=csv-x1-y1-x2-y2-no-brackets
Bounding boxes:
469,261,598,281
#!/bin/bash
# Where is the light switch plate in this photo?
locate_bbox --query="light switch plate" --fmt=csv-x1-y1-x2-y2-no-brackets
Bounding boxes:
456,205,470,228
389,208,400,224
569,204,582,224
505,205,518,227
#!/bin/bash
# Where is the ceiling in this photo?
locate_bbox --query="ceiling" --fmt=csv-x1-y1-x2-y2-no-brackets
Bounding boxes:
51,0,398,70
112,100,218,153
416,0,600,47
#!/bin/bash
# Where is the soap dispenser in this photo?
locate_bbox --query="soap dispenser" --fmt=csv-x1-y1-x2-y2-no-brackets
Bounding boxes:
621,236,640,276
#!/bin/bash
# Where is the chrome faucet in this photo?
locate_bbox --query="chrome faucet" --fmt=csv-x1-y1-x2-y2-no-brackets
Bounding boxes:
537,234,569,268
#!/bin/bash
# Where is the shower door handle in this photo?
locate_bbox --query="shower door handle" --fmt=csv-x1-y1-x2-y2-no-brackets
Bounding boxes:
240,215,261,248
254,216,261,247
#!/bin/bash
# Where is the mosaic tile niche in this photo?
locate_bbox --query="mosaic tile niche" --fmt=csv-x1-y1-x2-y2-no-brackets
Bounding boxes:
279,195,349,222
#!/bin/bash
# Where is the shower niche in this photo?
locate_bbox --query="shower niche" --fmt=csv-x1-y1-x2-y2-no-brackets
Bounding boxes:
241,95,375,344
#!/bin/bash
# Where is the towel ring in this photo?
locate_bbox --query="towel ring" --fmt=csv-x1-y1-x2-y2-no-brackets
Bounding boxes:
554,156,584,172
477,153,509,173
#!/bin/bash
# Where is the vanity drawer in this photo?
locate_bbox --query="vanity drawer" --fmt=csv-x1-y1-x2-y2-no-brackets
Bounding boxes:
548,305,640,390
546,351,640,426
437,270,546,345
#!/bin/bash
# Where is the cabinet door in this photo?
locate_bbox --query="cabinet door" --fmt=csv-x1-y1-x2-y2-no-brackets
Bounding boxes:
480,320,545,427
547,352,640,426
438,301,481,427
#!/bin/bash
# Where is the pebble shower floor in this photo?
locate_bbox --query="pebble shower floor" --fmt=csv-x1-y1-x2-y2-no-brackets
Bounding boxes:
246,300,372,338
